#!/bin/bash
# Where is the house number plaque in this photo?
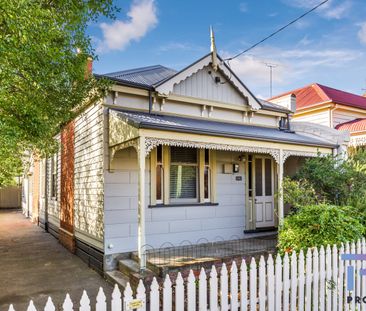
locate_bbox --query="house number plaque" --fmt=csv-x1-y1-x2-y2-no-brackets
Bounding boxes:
126,299,144,310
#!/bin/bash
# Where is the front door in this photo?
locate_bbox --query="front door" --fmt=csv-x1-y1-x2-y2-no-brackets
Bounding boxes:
254,156,275,228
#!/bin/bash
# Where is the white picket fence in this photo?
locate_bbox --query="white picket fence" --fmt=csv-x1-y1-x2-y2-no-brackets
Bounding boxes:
9,238,366,311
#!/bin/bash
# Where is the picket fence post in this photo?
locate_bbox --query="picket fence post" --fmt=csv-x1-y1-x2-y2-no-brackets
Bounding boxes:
298,250,305,311
283,253,290,311
290,251,297,311
80,290,90,311
111,285,121,311
230,261,239,311
258,256,265,311
175,273,184,311
312,247,319,310
199,267,207,311
267,255,274,311
63,293,73,311
240,259,247,311
249,258,257,311
210,265,218,311
96,287,106,311
275,255,282,311
163,274,172,311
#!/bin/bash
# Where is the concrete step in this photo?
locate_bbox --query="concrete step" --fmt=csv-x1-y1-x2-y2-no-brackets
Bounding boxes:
105,270,129,289
118,259,140,276
118,258,156,288
131,252,161,276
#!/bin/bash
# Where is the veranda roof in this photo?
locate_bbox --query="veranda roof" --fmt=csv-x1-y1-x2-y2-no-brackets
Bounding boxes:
111,109,336,148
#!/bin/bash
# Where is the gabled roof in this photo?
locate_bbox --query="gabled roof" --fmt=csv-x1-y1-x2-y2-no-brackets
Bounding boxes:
102,65,177,89
336,118,366,132
97,53,289,112
269,83,366,111
155,53,262,110
110,109,336,148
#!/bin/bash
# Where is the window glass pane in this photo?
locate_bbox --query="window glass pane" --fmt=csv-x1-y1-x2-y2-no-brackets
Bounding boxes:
156,164,162,201
170,165,197,199
204,166,209,199
171,147,197,164
205,149,209,165
265,159,272,196
255,159,263,196
248,159,253,197
157,145,162,163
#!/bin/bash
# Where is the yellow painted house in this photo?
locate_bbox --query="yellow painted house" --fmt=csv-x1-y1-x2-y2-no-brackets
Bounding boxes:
269,83,366,148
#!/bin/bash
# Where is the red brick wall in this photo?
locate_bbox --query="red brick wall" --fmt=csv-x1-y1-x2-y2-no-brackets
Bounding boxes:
59,121,75,252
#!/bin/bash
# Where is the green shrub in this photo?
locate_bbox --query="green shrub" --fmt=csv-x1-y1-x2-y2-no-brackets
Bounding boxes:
282,177,318,208
278,204,364,254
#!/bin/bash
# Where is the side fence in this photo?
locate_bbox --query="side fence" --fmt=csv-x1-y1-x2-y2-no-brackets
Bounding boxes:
9,239,366,311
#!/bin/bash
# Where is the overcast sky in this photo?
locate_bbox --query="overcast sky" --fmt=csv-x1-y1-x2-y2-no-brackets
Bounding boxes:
88,0,366,99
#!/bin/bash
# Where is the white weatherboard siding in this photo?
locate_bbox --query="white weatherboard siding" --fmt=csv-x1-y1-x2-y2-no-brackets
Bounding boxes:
332,109,366,127
104,149,245,255
173,66,245,107
293,110,330,127
74,103,104,250
47,137,61,227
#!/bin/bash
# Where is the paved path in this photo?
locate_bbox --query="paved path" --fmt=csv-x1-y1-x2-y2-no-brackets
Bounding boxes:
0,210,113,311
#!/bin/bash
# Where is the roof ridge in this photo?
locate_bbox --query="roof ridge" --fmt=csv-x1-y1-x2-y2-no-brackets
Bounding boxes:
312,83,331,102
317,83,366,99
267,82,318,101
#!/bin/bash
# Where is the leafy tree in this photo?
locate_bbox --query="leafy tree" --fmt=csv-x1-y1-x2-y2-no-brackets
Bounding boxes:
0,0,116,186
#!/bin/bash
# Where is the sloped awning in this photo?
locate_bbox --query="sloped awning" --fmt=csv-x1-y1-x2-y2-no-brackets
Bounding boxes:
110,109,336,148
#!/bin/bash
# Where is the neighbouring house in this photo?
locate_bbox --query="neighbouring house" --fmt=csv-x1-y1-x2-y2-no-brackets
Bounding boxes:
269,83,366,148
22,45,348,277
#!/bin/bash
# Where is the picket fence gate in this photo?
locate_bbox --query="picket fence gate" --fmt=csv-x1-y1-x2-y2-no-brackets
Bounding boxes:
9,238,366,311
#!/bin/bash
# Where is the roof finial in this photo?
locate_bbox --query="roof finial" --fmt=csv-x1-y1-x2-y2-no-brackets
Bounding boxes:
210,26,218,71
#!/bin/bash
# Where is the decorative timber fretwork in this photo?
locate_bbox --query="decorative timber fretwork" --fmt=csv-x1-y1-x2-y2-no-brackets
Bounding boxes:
109,138,139,171
144,137,281,163
282,150,322,163
350,136,366,147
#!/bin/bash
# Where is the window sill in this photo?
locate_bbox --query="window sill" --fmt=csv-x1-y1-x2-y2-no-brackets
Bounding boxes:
149,202,219,208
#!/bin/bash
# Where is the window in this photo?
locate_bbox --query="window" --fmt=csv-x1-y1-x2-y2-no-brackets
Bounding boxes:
151,146,215,205
204,149,210,201
248,155,253,197
265,158,272,196
156,145,163,203
51,155,57,199
170,147,198,202
40,160,46,198
255,158,263,196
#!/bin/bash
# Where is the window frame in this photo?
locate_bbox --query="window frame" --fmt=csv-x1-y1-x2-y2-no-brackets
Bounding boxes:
51,154,58,200
150,146,216,206
169,147,199,203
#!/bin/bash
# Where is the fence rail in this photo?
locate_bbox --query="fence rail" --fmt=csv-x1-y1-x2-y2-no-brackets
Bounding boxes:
8,238,366,311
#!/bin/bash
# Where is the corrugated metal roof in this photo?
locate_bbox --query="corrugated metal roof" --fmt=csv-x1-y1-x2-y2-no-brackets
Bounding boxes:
103,65,177,88
111,109,336,148
336,118,366,132
269,83,366,111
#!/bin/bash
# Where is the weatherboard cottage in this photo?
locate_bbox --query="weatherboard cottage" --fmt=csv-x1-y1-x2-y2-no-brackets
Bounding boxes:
22,42,347,275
